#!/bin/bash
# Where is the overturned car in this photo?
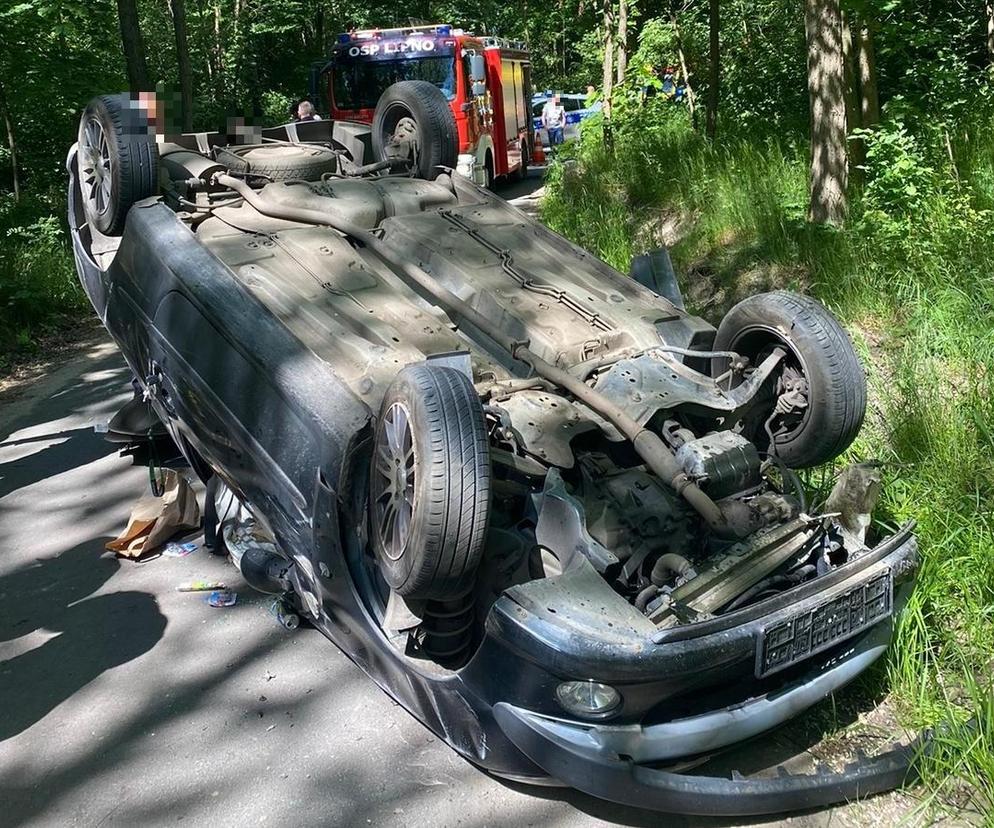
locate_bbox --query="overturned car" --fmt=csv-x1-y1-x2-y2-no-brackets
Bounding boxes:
68,87,924,815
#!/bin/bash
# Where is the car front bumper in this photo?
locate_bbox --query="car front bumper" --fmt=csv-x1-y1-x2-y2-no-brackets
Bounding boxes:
486,527,926,814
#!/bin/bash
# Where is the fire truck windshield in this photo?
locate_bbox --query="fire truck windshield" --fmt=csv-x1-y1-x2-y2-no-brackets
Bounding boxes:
333,56,458,110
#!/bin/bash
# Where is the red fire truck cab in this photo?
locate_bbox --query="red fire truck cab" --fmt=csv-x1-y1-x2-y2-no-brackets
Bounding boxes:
326,24,533,186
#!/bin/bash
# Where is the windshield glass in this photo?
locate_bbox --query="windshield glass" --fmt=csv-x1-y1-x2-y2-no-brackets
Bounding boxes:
333,56,458,110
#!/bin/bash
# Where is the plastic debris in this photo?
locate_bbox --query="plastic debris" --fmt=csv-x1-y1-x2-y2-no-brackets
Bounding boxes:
207,590,237,608
163,540,199,558
176,580,227,592
269,596,301,630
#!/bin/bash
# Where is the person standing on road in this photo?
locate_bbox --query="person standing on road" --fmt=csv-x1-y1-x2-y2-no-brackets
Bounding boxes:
542,94,566,149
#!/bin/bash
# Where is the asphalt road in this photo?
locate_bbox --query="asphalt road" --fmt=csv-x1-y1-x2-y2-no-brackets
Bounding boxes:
0,172,924,827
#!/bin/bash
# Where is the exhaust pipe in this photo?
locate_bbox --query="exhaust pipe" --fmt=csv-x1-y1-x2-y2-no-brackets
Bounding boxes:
215,173,750,538
221,520,292,594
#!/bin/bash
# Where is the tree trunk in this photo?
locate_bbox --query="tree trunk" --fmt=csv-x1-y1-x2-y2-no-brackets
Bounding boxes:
0,77,19,201
670,8,697,125
601,0,614,131
857,22,879,126
616,0,628,84
986,0,994,63
314,6,325,56
213,0,225,102
705,0,719,139
841,10,863,178
116,0,150,91
805,0,848,226
168,0,194,131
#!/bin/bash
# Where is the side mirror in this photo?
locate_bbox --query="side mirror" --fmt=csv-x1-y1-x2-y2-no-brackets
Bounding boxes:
470,54,486,82
471,81,486,98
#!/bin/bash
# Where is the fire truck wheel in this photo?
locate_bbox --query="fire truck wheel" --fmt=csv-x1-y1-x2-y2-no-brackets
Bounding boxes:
372,81,458,180
513,141,529,181
484,152,495,189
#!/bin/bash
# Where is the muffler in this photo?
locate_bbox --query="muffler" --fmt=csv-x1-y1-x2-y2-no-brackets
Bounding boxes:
222,520,292,594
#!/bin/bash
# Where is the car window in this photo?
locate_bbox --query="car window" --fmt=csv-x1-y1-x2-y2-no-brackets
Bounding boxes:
532,100,547,117
562,98,582,112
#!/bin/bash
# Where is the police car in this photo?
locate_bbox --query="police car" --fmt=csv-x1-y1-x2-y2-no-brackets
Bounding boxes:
532,92,601,147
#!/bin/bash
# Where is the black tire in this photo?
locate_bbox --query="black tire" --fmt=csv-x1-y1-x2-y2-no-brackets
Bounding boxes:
372,81,458,180
713,291,866,468
77,94,159,235
370,364,491,599
484,152,495,189
513,139,529,181
215,144,339,181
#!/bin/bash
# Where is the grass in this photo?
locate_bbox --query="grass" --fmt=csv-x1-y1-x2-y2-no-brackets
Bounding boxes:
543,108,994,817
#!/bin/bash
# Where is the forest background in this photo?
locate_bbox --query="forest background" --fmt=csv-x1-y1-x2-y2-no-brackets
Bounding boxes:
1,0,992,816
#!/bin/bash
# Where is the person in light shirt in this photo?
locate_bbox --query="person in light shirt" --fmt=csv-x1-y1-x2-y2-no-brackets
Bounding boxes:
541,94,566,148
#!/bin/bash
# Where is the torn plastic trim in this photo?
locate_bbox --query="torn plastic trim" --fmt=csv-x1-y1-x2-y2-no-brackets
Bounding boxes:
494,697,930,816
651,521,917,644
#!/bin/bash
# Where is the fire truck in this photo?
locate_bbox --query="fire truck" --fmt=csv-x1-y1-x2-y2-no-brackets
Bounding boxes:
321,24,533,186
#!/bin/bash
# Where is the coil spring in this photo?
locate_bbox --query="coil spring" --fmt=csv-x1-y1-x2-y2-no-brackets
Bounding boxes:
417,590,475,667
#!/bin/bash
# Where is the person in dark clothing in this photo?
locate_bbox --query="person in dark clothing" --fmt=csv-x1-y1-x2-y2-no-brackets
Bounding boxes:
295,100,321,122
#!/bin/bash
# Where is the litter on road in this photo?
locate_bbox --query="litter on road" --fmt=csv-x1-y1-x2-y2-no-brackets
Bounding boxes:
163,541,199,558
207,591,237,608
105,470,200,559
176,580,228,593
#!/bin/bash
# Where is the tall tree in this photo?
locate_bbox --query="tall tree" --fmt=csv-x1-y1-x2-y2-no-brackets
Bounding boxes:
616,0,628,84
706,0,719,139
987,0,994,62
841,9,862,176
805,0,848,225
601,0,614,130
168,0,194,131
857,21,879,126
670,6,697,125
117,0,151,91
0,77,19,202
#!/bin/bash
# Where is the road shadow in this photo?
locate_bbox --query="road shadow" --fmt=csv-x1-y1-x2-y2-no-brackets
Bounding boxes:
1,342,134,443
0,537,167,742
0,428,121,498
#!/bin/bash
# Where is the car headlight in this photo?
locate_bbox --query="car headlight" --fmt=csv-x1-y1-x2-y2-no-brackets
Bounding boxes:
555,680,621,718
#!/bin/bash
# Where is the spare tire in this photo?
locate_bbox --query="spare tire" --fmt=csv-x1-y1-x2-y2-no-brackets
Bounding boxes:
713,291,866,468
77,94,159,235
215,143,339,181
369,363,490,599
372,81,458,180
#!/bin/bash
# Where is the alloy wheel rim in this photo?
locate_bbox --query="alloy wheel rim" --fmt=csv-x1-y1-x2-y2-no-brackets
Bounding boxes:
80,117,112,216
372,402,416,561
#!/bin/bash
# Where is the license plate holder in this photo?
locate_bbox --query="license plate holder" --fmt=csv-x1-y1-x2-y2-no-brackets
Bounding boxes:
755,569,893,678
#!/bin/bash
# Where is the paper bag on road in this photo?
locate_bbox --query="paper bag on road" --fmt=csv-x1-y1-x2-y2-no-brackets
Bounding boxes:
106,470,201,559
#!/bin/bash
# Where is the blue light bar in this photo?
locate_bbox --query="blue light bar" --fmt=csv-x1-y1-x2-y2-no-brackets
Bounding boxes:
337,33,350,43
437,25,451,35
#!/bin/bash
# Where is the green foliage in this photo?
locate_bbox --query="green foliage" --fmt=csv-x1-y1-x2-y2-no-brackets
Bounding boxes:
854,123,937,218
543,103,994,814
0,190,86,357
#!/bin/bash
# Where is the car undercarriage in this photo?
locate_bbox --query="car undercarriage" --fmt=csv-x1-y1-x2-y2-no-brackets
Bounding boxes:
67,88,926,815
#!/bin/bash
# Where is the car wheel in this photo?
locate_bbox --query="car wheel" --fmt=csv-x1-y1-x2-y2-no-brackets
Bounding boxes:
370,363,491,599
215,144,339,181
713,291,866,468
372,81,458,180
77,94,159,236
